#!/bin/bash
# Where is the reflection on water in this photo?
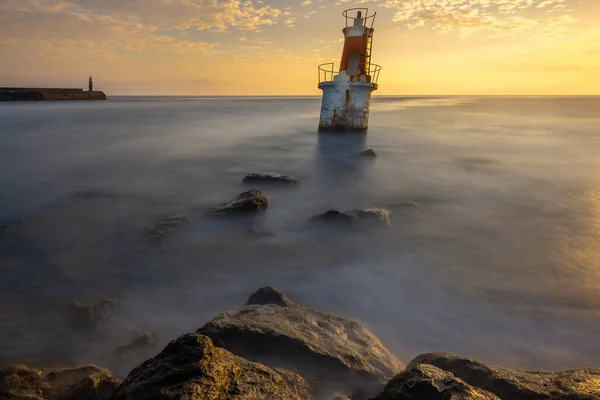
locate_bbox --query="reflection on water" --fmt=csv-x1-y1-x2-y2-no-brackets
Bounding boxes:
1,96,600,372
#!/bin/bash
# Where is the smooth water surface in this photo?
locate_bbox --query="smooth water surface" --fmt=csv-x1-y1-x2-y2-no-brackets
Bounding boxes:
1,96,600,371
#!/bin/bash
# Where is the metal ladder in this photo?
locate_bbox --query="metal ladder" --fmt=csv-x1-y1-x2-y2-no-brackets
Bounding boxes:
363,28,374,75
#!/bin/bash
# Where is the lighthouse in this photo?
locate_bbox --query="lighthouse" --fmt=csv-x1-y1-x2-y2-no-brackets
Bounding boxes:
317,8,381,132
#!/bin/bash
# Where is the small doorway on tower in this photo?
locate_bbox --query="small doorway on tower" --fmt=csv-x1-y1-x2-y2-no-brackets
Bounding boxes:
347,50,360,76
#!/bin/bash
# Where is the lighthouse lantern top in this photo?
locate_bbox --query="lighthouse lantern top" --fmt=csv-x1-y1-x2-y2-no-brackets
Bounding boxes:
342,8,376,29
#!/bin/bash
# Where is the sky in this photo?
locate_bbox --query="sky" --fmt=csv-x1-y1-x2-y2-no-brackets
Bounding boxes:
0,0,599,95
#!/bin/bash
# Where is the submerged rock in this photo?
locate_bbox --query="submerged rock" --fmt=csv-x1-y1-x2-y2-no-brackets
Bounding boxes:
408,353,600,400
147,216,188,241
107,333,310,400
110,332,158,368
245,229,275,237
391,201,419,209
370,364,500,400
310,208,392,228
0,364,120,400
208,189,269,215
68,299,121,334
108,332,160,379
111,332,157,359
359,149,377,158
197,287,403,397
243,172,300,185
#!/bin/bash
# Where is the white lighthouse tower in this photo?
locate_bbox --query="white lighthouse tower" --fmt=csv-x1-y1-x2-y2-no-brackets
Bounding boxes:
317,8,381,132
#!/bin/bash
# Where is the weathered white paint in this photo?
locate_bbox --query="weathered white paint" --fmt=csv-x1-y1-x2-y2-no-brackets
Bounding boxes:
345,25,366,37
318,78,377,131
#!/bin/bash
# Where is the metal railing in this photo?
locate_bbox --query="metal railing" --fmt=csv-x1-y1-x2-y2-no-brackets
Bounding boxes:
342,8,376,29
318,63,336,84
353,62,382,84
317,62,382,85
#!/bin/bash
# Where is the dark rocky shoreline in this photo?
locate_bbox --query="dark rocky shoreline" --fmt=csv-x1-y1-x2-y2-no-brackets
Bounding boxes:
2,287,599,400
0,88,106,101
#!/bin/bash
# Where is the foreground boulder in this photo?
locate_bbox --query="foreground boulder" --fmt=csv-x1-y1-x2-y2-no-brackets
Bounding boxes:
107,333,309,400
0,364,120,400
243,173,300,185
369,364,500,400
147,216,188,241
408,353,600,400
197,287,403,397
309,208,392,228
208,189,269,215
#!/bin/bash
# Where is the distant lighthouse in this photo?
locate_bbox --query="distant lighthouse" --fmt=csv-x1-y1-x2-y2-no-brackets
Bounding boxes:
317,8,381,132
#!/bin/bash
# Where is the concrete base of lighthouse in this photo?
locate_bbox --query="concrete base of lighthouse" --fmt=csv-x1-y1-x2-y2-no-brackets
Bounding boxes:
318,76,377,132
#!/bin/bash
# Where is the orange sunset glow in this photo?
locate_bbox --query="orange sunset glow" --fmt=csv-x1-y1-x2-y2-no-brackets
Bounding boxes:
1,0,599,95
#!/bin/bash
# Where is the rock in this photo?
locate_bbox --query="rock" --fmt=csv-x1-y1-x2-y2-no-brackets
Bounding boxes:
147,216,188,241
243,173,300,185
369,364,500,400
111,332,157,358
110,332,158,363
208,189,269,215
0,364,46,399
246,286,294,307
60,372,121,400
0,364,120,400
107,333,310,400
109,332,160,379
359,149,377,158
197,287,403,397
408,353,600,400
68,299,121,334
309,208,392,228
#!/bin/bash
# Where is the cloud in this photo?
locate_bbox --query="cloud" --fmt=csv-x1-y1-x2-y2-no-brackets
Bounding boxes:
0,9,218,58
0,0,289,67
380,0,578,36
301,0,312,6
0,0,284,33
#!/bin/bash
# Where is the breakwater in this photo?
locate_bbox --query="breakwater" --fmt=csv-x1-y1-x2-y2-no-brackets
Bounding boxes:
0,87,106,101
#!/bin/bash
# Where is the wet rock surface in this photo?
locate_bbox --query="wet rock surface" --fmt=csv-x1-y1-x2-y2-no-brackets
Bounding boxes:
208,189,269,215
0,364,120,400
309,208,392,228
197,287,403,397
243,172,300,185
107,333,310,400
408,353,600,400
146,216,188,241
369,364,500,400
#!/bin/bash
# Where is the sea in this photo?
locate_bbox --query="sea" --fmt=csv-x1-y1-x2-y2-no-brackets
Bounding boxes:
1,96,600,372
